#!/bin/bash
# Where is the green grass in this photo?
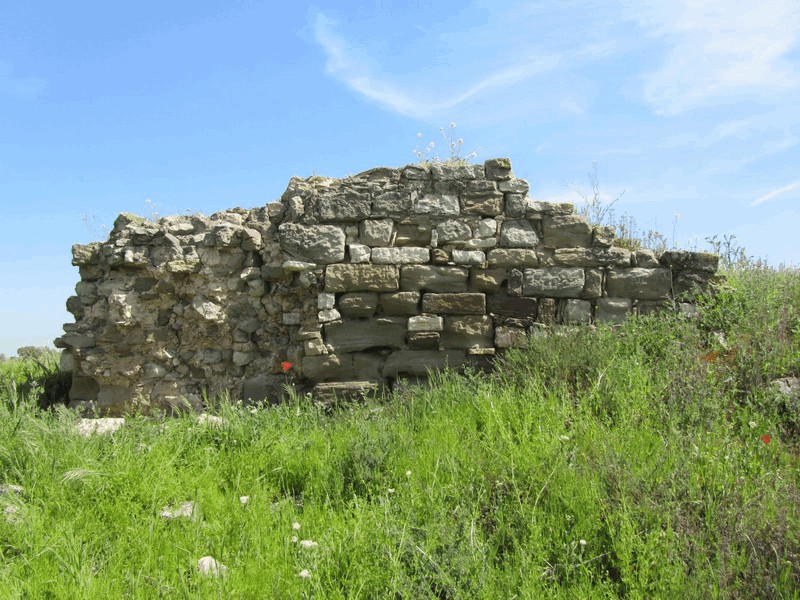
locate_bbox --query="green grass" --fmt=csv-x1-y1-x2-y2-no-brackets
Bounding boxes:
1,267,799,598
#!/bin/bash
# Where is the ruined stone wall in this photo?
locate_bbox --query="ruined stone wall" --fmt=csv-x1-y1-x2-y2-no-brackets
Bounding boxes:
56,158,719,414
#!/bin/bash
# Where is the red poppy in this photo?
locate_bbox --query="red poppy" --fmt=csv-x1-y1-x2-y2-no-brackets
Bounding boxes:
281,361,292,372
760,434,771,444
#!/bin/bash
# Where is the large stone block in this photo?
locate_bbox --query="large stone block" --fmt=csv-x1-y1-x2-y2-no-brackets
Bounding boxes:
461,193,504,216
325,264,399,292
382,350,466,378
495,326,528,348
484,158,512,181
435,219,472,243
408,315,444,331
596,297,632,324
659,251,719,273
487,296,538,319
553,247,631,268
302,354,353,381
422,293,486,314
470,268,507,293
562,299,592,324
324,318,406,353
487,249,539,268
278,223,345,264
523,268,585,297
400,265,468,292
317,190,371,222
451,250,485,266
360,219,395,246
371,247,430,264
606,268,671,300
338,293,379,318
414,194,460,216
372,191,413,217
380,292,420,315
441,316,493,349
499,220,539,248
542,215,592,248
395,221,432,246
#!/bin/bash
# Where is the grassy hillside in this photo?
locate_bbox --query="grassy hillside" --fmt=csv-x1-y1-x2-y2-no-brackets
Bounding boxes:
1,266,798,598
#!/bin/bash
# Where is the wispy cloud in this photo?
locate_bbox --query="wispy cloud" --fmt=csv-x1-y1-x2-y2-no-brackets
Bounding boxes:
751,180,800,206
631,0,800,115
0,62,46,98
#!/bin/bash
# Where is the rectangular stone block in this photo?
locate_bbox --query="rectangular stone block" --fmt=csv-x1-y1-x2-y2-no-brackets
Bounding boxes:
422,293,486,314
461,193,504,216
596,297,632,324
495,326,528,348
279,223,346,264
400,265,468,292
499,220,539,248
542,215,592,248
553,247,631,268
407,331,440,349
360,219,395,246
562,299,592,325
372,191,413,217
605,268,671,300
317,190,371,222
523,268,585,297
302,354,353,381
379,292,420,315
408,315,444,332
470,268,507,293
451,250,485,266
581,269,603,299
395,221,432,246
487,296,538,319
324,318,406,353
338,293,379,318
414,193,460,216
442,315,493,349
325,264,399,292
382,350,467,378
487,248,539,268
371,247,430,264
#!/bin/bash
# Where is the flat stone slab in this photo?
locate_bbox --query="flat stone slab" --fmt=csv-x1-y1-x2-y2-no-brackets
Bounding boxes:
487,249,539,268
325,264,399,292
441,316,493,349
422,293,486,314
542,215,592,248
325,319,406,353
606,268,671,300
487,295,538,319
400,265,468,292
371,247,430,264
380,292,420,315
523,268,585,297
313,381,381,403
553,247,631,268
278,223,345,264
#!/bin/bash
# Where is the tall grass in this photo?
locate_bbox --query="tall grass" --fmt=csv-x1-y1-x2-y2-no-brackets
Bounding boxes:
1,267,798,598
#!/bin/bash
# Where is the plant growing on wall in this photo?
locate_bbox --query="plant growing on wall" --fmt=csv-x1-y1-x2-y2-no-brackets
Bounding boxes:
412,122,481,166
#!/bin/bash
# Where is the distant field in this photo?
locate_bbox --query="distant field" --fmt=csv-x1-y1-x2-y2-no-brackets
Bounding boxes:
1,266,798,598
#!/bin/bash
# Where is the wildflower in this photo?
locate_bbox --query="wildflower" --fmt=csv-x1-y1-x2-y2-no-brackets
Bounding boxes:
406,470,411,477
281,361,292,372
579,539,587,546
748,421,757,429
298,569,311,579
559,435,570,442
299,540,318,548
761,434,771,444
291,536,298,543
388,488,395,494
239,496,249,505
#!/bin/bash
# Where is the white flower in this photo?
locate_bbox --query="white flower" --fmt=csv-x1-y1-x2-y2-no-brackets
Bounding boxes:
239,495,249,505
292,521,301,530
559,435,570,442
299,540,318,549
450,122,456,128
298,569,311,579
388,488,395,494
749,421,757,429
579,539,587,546
405,470,411,477
291,535,298,543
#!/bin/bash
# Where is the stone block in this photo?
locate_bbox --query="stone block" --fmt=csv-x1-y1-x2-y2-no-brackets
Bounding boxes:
318,308,341,323
400,265,468,292
487,249,539,268
503,193,527,218
372,191,413,217
484,158,512,180
526,201,575,217
380,291,420,315
523,268,585,297
596,297,632,323
606,268,671,300
395,221,432,246
408,315,444,331
592,226,615,248
487,296,538,319
452,250,485,266
352,353,384,380
317,190,371,222
422,293,486,314
278,223,345,264
431,249,450,264
562,299,592,324
542,215,592,248
461,193,504,216
324,318,406,353
318,292,336,310
442,316,493,349
553,247,631,268
470,268,507,293
477,218,497,238
435,219,472,243
499,220,539,248
360,219,395,246
499,179,529,194
537,298,557,324
338,293,379,317
495,326,528,348
582,269,603,299
325,264,399,292
507,269,524,296
462,238,497,249
304,338,328,356
302,354,353,381
313,381,382,403
659,251,719,273
349,244,371,263
407,331,440,349
431,163,484,180
383,350,466,378
371,247,430,264
635,249,660,268
414,194,460,216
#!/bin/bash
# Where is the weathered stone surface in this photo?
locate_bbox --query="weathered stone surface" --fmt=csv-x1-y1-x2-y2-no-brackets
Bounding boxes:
349,244,371,263
582,269,603,299
441,316,493,349
526,201,574,217
278,223,345,264
325,318,406,352
476,218,497,238
383,350,466,378
596,298,632,324
523,268,585,297
400,265,468,292
372,191,413,217
325,264,399,292
487,249,539,268
318,292,336,310
635,249,660,268
302,354,353,381
537,298,557,324
338,293,379,317
470,268,507,293
314,381,381,402
317,189,371,222
380,292,420,315
659,251,719,272
553,247,631,268
484,158,512,180
407,331,440,349
431,163,484,180
592,226,615,248
606,268,671,300
487,296,538,319
395,221,432,246
502,194,527,218
435,220,472,243
422,293,486,314
562,299,592,324
461,193,504,216
371,247,430,264
408,315,444,331
451,250,485,266
360,219,395,246
542,215,592,248
414,194,460,216
495,326,528,348
500,220,539,248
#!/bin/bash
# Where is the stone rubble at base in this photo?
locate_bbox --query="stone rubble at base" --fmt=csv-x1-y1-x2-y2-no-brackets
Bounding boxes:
56,158,719,414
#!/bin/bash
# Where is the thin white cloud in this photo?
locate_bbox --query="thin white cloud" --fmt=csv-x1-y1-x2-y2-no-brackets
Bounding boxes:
631,0,800,115
751,180,800,206
0,62,46,98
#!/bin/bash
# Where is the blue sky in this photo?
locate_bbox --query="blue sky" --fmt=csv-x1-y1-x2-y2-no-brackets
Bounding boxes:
1,0,798,356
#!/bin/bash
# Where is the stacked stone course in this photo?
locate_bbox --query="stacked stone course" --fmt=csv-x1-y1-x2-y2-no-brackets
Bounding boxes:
57,158,719,414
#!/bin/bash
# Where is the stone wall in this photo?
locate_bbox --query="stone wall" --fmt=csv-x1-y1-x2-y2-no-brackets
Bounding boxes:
56,158,719,414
